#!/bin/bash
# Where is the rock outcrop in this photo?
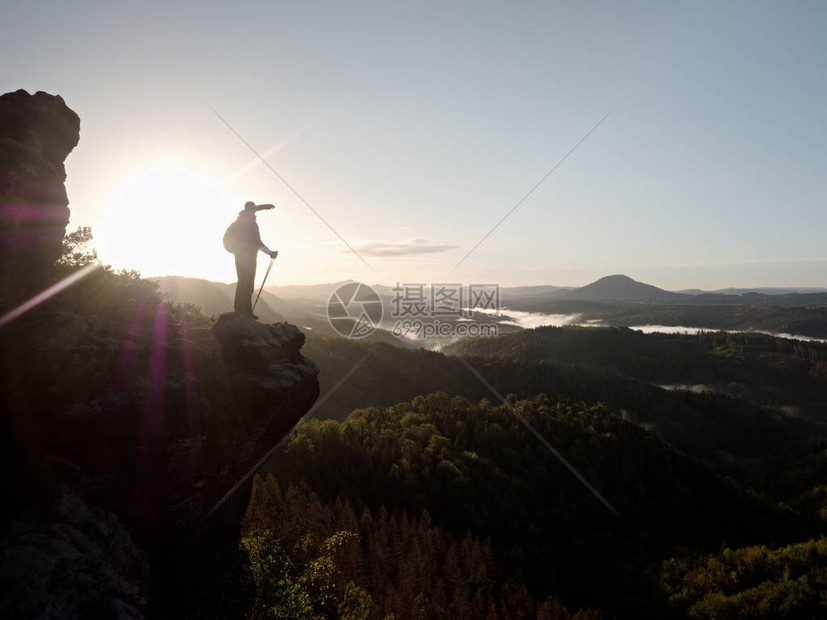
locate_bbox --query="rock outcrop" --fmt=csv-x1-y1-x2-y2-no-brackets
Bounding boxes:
0,92,320,618
4,308,319,546
1,299,319,617
0,90,80,305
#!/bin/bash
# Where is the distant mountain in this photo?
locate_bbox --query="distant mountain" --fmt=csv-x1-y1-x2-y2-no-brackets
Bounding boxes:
154,276,286,323
264,278,827,307
501,285,574,301
711,286,827,296
266,281,353,301
156,276,827,339
269,282,578,303
680,286,827,296
555,274,687,303
689,291,827,308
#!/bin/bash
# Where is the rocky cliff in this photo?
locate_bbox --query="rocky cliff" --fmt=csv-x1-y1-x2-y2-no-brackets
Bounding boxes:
1,293,319,618
0,91,320,618
12,308,318,540
0,90,80,305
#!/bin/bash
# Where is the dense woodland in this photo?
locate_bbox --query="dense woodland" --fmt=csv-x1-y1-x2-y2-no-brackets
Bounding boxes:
305,326,827,423
228,393,823,618
238,475,599,619
231,326,825,618
301,333,826,484
446,326,827,420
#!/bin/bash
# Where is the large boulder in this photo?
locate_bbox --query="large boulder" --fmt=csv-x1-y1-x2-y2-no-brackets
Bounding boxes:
0,90,80,305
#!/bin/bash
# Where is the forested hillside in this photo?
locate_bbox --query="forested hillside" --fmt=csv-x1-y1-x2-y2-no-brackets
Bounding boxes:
232,393,824,618
97,281,826,618
661,537,827,618
445,326,827,422
302,333,824,476
238,475,599,619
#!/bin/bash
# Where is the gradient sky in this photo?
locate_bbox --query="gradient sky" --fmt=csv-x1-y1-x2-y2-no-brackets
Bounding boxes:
3,1,825,288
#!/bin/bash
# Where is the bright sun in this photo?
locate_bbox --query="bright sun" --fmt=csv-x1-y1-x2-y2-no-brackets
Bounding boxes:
97,165,242,281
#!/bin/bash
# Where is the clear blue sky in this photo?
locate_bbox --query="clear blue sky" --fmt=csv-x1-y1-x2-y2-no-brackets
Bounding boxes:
3,1,825,288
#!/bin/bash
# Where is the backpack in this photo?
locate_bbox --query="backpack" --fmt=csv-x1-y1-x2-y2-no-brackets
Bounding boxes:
223,220,241,253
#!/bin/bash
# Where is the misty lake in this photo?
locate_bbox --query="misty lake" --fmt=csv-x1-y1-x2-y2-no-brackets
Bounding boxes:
486,309,827,344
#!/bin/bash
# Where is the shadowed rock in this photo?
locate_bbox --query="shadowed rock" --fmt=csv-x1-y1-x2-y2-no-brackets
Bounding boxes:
6,309,318,543
1,304,319,617
0,90,80,305
0,492,149,620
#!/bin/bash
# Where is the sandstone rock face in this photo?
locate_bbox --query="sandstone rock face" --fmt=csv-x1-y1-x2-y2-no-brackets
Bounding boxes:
0,90,80,304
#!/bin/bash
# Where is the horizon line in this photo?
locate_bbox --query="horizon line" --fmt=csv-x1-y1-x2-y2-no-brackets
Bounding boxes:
147,273,827,293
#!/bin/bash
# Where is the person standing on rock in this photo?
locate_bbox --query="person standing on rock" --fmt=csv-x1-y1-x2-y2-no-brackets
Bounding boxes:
223,201,278,319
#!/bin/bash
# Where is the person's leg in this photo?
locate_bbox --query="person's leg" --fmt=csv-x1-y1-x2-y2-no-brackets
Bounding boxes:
234,253,257,314
233,254,247,313
246,255,257,314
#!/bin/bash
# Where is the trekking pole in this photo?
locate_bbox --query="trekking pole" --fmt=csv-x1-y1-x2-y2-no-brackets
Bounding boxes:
253,256,276,312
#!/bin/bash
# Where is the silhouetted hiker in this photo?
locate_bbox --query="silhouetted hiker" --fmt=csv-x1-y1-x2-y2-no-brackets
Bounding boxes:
223,201,278,319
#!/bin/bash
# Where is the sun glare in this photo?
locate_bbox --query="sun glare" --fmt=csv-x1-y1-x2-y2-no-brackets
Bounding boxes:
98,165,241,281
